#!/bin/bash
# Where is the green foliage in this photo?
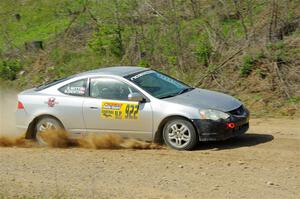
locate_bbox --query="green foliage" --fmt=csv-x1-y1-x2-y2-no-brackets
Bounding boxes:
49,48,61,61
267,42,286,62
267,41,285,50
167,56,177,67
50,51,103,78
0,0,70,50
194,34,212,67
256,50,266,60
138,59,149,67
0,59,22,80
255,68,266,79
267,41,299,63
240,55,255,77
288,97,300,104
88,25,124,58
221,18,244,38
207,64,217,73
253,50,267,78
294,27,300,36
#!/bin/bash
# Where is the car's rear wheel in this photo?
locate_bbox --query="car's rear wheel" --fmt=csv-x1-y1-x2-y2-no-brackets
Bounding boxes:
35,117,64,145
163,118,198,150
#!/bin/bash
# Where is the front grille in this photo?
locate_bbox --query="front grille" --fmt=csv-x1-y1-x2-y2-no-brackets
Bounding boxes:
228,105,245,116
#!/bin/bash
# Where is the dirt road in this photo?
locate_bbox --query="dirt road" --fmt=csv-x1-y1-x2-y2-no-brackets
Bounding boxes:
0,118,299,199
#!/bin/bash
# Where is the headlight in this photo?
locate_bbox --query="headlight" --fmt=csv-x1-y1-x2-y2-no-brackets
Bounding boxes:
200,109,230,120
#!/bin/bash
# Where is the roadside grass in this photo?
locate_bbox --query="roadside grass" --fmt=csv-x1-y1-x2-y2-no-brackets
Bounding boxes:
0,0,85,50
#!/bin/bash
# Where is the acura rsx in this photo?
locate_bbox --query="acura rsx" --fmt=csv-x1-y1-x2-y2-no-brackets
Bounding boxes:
16,66,249,150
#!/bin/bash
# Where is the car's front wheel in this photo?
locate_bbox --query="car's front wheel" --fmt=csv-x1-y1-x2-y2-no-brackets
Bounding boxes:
35,117,64,145
163,118,198,150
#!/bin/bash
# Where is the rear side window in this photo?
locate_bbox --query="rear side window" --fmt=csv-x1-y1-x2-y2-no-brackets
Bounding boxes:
59,79,87,96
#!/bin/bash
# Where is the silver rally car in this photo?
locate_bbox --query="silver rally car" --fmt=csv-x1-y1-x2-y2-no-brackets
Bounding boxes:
16,66,249,150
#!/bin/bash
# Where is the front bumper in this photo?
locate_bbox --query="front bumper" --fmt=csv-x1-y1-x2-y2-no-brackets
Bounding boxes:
192,114,249,141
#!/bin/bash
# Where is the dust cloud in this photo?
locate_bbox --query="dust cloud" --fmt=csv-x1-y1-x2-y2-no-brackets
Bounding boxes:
39,131,162,149
0,88,30,147
1,130,163,150
77,133,162,150
0,135,36,147
0,88,19,136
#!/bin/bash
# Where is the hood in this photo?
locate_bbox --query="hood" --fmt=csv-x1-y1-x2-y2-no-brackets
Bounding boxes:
163,88,241,112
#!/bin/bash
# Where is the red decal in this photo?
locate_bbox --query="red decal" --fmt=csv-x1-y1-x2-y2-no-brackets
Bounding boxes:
47,97,58,107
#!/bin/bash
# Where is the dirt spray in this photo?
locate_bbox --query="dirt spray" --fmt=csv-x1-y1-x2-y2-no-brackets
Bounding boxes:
0,130,163,149
0,88,19,136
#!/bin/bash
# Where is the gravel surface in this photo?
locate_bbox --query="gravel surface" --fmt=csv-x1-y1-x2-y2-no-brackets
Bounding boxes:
1,118,299,199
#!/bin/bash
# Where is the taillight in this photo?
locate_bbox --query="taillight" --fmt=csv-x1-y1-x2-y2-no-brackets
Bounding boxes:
17,101,24,109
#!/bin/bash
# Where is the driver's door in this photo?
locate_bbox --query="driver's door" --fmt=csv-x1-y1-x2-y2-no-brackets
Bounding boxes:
82,77,153,140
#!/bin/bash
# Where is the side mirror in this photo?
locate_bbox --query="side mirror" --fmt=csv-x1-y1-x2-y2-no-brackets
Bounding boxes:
128,92,144,102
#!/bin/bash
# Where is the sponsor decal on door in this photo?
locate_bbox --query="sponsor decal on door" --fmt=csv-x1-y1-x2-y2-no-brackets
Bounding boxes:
101,102,139,120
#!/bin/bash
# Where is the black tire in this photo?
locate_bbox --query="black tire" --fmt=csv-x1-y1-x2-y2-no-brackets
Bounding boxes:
35,116,64,145
163,118,198,150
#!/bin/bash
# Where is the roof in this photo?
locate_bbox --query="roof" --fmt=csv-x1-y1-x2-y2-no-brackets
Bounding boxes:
76,66,148,77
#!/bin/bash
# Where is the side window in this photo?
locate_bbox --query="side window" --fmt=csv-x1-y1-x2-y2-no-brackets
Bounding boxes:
90,78,138,100
59,79,87,96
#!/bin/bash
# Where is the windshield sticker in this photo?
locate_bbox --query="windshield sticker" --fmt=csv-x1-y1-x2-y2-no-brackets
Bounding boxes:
156,73,183,87
64,87,86,95
101,102,139,120
130,70,153,81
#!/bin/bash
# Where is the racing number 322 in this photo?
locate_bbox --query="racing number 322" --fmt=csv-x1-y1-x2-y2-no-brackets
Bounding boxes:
125,104,139,119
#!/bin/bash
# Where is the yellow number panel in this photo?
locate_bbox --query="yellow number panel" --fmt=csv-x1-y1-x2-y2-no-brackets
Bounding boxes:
101,101,139,120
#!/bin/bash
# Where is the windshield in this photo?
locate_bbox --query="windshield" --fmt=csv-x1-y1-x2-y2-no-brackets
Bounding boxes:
125,70,193,99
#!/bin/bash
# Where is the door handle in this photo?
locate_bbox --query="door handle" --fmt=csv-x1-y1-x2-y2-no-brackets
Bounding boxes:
89,107,99,110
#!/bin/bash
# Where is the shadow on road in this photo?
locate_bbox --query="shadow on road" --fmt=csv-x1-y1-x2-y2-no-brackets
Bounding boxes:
195,133,274,151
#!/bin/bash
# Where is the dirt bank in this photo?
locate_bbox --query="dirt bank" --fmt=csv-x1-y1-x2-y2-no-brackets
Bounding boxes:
0,118,299,199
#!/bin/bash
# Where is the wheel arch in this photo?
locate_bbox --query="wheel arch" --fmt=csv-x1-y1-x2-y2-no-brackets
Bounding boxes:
25,114,65,139
153,115,198,143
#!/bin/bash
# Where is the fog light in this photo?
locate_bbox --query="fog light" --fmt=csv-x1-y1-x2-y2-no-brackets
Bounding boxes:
226,122,235,129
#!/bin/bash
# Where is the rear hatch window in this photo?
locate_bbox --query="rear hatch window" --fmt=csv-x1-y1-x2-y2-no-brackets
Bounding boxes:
35,77,71,91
